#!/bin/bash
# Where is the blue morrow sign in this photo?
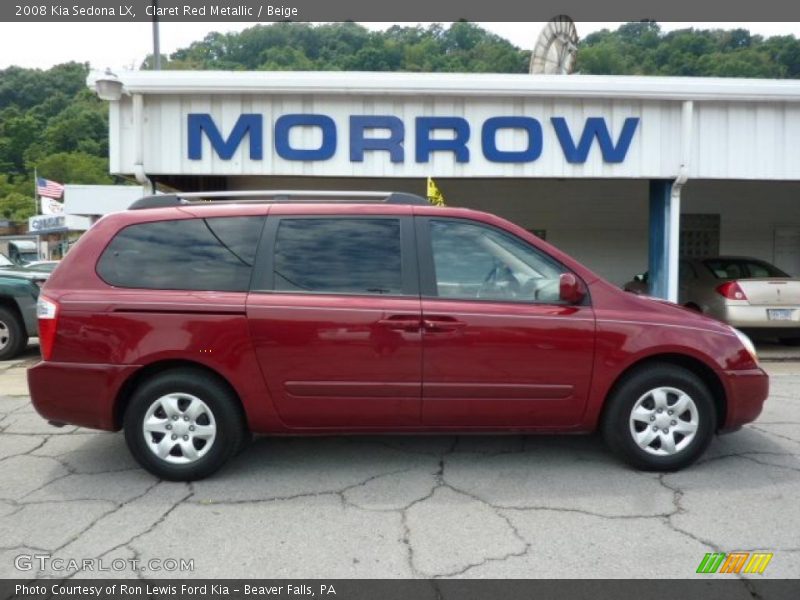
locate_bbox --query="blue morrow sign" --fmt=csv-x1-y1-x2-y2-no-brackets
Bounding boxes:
187,114,640,164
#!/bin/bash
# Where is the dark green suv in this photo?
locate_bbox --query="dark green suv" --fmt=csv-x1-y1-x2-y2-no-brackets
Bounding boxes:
0,273,38,360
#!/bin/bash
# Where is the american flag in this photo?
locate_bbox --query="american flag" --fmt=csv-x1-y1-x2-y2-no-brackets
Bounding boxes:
36,177,64,199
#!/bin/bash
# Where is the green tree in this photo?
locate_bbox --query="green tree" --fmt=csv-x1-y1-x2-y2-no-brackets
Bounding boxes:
0,192,36,222
36,90,108,158
32,152,113,185
578,23,799,78
0,107,42,173
0,62,88,111
150,22,529,73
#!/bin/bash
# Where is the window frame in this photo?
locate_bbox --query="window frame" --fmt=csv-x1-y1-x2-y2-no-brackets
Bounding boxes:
250,214,419,298
415,216,588,306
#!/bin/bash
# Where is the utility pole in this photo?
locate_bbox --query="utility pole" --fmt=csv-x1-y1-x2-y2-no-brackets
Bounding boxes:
33,166,38,216
152,0,161,70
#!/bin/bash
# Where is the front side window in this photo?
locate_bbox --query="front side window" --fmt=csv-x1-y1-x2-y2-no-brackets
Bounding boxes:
429,219,565,303
97,217,264,291
273,218,403,295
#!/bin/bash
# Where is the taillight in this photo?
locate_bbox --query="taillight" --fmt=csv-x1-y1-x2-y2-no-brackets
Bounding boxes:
37,295,58,360
716,281,748,301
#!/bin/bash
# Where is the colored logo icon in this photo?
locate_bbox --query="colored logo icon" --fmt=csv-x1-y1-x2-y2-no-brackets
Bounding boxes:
696,552,773,574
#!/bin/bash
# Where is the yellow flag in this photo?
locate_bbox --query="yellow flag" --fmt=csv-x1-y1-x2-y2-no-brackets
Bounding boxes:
426,177,446,206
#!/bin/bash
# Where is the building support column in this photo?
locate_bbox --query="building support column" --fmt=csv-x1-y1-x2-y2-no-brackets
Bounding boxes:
132,94,154,195
648,180,672,300
649,100,693,302
649,179,684,302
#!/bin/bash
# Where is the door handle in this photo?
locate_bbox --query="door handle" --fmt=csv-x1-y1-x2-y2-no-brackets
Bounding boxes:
376,315,422,332
423,316,467,333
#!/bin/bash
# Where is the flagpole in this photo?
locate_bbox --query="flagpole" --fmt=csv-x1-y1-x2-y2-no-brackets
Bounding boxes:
33,167,38,215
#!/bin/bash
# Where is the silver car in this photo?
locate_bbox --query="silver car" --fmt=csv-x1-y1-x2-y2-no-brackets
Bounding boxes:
625,256,800,344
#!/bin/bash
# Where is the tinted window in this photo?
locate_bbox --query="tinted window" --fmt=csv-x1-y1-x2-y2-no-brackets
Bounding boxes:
429,219,565,303
703,258,788,279
273,218,402,295
97,217,264,291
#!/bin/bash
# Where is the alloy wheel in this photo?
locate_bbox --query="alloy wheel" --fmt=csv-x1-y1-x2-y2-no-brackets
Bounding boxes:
142,393,217,464
628,386,699,456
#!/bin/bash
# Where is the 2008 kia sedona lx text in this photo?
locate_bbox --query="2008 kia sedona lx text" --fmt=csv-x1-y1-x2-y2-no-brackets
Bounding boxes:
27,191,768,480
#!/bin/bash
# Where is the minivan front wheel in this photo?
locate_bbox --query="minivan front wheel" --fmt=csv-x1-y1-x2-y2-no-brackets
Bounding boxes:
602,364,716,471
124,369,247,481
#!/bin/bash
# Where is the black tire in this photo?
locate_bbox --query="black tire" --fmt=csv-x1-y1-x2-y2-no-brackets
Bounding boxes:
123,368,248,481
0,306,28,361
601,363,717,471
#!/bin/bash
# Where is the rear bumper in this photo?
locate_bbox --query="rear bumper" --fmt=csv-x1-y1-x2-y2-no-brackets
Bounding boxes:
27,361,139,431
718,305,800,329
721,367,769,431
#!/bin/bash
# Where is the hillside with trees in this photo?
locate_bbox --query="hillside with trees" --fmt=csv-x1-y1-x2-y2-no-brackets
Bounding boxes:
577,22,800,78
151,22,529,72
0,62,113,221
2,21,799,221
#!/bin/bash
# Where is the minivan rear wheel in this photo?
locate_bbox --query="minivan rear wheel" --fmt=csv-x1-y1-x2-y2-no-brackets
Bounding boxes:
123,369,247,481
601,364,716,471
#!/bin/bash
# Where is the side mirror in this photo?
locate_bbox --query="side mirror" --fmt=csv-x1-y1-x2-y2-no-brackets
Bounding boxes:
559,273,586,304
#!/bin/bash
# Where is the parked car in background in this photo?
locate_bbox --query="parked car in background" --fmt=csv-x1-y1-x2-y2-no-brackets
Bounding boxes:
625,256,800,344
0,253,49,286
0,273,39,360
28,191,767,480
0,240,38,265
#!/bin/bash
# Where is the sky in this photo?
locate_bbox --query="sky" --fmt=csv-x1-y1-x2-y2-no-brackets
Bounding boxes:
1,22,799,72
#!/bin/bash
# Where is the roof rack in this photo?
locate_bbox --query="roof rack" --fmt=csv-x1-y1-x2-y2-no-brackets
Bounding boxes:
128,190,430,210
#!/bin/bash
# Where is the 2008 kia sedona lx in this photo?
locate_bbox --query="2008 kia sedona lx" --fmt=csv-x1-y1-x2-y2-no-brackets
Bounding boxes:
28,191,768,480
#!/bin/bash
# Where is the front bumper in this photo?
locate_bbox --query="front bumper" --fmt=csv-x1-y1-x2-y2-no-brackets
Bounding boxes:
720,367,769,431
27,361,139,431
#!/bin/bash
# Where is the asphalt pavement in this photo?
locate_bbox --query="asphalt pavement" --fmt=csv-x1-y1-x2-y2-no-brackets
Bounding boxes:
1,343,798,579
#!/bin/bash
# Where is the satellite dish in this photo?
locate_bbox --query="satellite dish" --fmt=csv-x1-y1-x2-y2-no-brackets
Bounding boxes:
529,16,579,75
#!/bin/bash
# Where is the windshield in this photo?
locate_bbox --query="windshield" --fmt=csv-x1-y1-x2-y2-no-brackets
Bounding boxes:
703,258,789,279
18,252,39,263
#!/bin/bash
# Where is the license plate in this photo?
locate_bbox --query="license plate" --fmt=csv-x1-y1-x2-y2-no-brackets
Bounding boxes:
767,309,794,321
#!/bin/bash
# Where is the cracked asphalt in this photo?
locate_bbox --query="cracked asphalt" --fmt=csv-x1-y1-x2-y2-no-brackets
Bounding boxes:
1,345,799,580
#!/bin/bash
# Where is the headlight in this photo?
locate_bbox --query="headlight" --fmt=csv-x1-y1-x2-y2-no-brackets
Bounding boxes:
731,327,758,365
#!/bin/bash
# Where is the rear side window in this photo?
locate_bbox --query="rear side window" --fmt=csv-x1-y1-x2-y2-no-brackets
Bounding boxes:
273,218,402,295
703,258,788,279
97,217,264,291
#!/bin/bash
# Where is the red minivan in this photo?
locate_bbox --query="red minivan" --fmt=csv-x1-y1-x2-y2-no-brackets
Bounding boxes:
28,191,768,480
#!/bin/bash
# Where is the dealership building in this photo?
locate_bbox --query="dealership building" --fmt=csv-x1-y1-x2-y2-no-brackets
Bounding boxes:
90,71,800,300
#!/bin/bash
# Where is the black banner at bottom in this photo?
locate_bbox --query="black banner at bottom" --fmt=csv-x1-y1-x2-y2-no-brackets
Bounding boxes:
2,580,800,600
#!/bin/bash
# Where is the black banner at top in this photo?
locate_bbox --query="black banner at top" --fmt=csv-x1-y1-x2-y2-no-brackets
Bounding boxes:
1,0,800,22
